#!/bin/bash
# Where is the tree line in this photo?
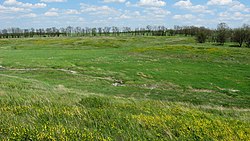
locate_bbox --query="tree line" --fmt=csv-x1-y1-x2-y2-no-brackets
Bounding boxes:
0,23,250,47
195,23,250,48
0,26,167,38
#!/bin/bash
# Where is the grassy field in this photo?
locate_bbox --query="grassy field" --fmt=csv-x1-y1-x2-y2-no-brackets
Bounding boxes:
0,36,250,140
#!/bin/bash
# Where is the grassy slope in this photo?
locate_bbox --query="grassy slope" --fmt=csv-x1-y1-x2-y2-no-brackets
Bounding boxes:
0,36,250,140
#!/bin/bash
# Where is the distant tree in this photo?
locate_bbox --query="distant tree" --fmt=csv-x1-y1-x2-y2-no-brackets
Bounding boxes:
232,27,246,47
174,25,181,35
103,27,111,36
2,29,8,38
24,29,29,38
146,25,152,36
15,28,22,38
246,34,250,48
135,28,140,36
75,27,82,36
81,28,85,36
195,27,211,43
30,28,35,37
45,28,52,37
60,28,66,36
139,28,145,36
85,27,91,36
66,26,73,36
196,30,207,43
168,29,175,36
112,26,119,36
244,25,250,48
92,28,97,36
122,27,131,35
51,27,58,37
216,23,229,45
98,27,102,36
156,26,166,36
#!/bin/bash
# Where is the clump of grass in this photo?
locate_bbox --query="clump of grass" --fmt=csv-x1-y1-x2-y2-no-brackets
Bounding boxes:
78,96,112,108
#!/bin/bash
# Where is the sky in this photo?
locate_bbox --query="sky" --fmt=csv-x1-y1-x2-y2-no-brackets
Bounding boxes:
0,0,250,29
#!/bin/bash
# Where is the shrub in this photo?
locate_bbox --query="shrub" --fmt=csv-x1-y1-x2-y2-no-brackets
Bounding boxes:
196,31,207,43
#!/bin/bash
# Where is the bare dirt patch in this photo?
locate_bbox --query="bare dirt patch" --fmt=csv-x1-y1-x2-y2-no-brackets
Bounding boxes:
54,84,69,93
215,86,240,93
190,89,214,93
0,91,5,96
1,67,78,75
57,69,77,74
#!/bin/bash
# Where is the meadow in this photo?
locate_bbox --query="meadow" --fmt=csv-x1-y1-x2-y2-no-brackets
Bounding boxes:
0,36,249,140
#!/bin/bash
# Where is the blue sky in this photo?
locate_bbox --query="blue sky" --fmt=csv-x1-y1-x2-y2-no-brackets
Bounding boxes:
0,0,250,29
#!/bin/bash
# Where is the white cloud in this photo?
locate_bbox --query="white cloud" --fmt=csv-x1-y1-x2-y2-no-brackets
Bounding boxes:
44,11,59,16
218,11,250,21
65,9,80,15
174,0,192,7
44,8,59,16
20,13,37,18
0,4,30,13
49,8,59,11
207,0,250,13
78,17,85,22
207,0,232,6
3,0,46,8
40,0,67,2
80,3,119,15
0,15,15,20
119,14,131,19
137,0,166,7
229,1,250,12
143,7,171,18
103,0,126,3
117,10,142,19
116,6,170,21
174,0,213,14
3,0,20,5
125,1,132,7
134,11,141,16
173,14,195,20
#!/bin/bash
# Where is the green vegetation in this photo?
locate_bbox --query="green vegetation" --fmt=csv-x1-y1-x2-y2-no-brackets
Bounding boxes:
0,36,250,140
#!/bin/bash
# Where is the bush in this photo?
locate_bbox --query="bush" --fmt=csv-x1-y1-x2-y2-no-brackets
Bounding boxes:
196,31,207,43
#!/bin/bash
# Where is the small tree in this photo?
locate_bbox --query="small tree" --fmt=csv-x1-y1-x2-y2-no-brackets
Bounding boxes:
216,23,229,45
92,28,97,36
196,30,207,43
169,29,174,36
232,28,246,47
195,27,210,43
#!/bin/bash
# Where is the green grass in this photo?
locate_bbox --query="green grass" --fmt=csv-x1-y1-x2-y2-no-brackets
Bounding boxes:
0,36,250,140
